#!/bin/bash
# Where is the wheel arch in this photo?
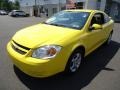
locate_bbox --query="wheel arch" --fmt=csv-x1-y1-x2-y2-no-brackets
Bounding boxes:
64,44,86,73
70,44,86,58
111,30,113,34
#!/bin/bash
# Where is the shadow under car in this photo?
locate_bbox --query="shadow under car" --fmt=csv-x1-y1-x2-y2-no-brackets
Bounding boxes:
14,40,120,90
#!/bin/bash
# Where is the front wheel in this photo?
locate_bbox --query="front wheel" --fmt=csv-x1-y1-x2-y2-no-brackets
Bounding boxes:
65,49,84,74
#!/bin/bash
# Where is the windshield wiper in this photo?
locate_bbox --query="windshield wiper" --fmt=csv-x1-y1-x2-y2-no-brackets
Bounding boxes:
47,23,66,27
52,24,68,27
43,22,69,28
49,23,60,26
42,22,58,26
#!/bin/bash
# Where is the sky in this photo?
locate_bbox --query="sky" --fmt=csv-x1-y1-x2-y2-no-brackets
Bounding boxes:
9,0,15,2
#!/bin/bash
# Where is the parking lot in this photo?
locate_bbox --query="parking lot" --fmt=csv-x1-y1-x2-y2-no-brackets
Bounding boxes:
0,15,120,90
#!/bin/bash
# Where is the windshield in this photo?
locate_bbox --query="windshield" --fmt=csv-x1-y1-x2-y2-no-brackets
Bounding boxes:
45,11,90,29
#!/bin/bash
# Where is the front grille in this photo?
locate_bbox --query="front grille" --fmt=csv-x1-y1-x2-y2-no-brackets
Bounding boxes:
12,40,30,50
11,44,26,55
11,40,31,55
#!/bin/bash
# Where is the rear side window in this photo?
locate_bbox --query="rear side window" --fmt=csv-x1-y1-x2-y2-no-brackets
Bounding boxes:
104,14,110,23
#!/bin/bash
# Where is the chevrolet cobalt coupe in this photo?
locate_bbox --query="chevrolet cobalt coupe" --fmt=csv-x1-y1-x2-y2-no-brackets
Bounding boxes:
7,10,114,77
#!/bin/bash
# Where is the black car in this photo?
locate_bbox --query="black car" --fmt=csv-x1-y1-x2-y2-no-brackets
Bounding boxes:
9,10,29,17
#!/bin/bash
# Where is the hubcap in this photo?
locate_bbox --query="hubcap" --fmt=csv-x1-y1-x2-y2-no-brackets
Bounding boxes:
70,53,82,72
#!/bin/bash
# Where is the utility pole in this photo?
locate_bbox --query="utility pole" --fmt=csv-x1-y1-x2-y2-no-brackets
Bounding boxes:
34,0,37,16
85,0,88,9
38,0,40,17
58,0,60,11
35,0,37,7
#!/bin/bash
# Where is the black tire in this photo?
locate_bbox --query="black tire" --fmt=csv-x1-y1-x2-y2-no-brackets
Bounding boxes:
65,49,84,74
104,32,113,45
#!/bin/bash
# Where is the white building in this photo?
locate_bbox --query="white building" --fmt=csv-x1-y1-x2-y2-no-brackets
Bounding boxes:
19,0,107,17
105,0,120,22
19,0,120,21
19,0,66,17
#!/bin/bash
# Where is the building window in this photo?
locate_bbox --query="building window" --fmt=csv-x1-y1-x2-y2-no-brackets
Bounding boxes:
97,0,101,10
97,0,101,2
75,2,84,9
61,6,66,10
66,0,76,9
53,8,57,14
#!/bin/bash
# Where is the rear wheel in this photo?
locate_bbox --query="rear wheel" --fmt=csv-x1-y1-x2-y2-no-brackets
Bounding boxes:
65,49,84,74
104,32,113,45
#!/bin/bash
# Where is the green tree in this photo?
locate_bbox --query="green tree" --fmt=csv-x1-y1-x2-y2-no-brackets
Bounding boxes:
0,0,20,11
7,1,14,11
0,0,9,10
0,0,4,9
13,0,20,10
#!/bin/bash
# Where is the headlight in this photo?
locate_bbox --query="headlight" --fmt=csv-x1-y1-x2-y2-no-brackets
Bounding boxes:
32,45,62,59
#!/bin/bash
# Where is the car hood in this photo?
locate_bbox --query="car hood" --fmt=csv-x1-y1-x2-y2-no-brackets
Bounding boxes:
12,24,82,48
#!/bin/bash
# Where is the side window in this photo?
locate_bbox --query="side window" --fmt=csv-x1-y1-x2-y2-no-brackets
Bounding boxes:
90,13,105,26
104,14,110,23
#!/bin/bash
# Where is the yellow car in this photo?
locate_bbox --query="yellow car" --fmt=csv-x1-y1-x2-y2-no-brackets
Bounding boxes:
7,9,114,78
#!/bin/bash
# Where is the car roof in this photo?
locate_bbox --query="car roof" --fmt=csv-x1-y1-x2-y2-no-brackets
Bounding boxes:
65,9,101,13
12,10,23,12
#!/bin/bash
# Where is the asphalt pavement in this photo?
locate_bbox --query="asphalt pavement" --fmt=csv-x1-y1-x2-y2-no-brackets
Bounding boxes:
0,16,120,90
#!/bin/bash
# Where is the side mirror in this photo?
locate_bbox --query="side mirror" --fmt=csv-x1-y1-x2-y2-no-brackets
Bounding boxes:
89,24,102,30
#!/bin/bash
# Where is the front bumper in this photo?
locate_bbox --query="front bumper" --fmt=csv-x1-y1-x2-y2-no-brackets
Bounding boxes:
7,42,67,78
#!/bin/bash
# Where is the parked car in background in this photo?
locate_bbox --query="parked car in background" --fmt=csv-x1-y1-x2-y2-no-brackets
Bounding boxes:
0,10,8,15
9,10,29,17
7,9,114,78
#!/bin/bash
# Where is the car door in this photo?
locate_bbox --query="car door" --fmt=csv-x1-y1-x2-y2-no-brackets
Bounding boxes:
83,13,106,55
102,13,114,39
